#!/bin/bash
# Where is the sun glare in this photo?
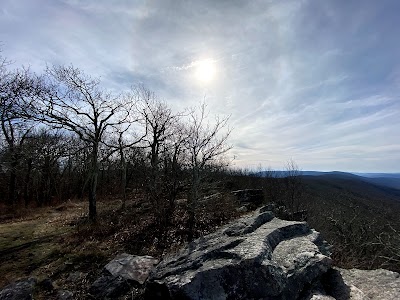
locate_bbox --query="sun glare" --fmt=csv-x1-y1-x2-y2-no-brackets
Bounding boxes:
195,59,216,83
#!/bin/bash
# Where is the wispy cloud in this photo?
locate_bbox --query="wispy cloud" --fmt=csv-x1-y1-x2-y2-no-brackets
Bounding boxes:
1,0,399,172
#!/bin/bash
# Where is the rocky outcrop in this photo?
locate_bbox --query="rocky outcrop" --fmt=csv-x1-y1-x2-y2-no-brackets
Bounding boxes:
332,268,400,299
0,278,36,300
104,253,159,285
89,254,159,299
2,206,399,299
144,206,332,299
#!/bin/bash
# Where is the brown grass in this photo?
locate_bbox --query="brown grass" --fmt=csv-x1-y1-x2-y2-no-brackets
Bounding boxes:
0,190,242,299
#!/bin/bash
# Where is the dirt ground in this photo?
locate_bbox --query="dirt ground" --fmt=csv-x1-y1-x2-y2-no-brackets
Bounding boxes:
0,202,83,286
0,199,131,299
0,191,240,299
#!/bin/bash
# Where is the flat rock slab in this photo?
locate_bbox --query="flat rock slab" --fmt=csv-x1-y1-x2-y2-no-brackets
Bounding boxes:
338,268,400,299
105,253,159,285
145,206,332,300
90,254,159,299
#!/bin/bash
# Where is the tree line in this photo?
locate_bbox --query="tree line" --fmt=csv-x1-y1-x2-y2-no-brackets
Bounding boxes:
0,52,231,228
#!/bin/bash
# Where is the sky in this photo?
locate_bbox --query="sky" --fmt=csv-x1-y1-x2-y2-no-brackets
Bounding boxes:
1,0,400,172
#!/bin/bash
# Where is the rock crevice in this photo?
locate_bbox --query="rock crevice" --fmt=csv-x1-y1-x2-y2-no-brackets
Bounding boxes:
145,206,332,300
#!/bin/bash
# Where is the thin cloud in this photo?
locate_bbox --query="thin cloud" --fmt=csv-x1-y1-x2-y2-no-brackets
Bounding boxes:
0,0,399,171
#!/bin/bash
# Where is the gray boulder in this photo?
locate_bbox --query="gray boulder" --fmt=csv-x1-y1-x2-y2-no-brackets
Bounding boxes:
105,253,159,285
144,206,332,300
90,253,159,299
335,268,400,299
0,278,37,300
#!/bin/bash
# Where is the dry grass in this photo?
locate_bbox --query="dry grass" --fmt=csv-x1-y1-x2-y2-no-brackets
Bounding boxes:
0,200,86,288
0,190,242,299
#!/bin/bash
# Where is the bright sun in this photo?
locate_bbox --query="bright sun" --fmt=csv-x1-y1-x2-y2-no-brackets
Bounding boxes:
195,59,216,83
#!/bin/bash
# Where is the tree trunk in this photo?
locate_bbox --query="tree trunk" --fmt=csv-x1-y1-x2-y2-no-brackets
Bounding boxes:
24,157,32,208
89,172,98,220
88,145,98,221
187,167,200,241
8,152,18,207
8,166,16,207
120,147,127,209
39,156,51,206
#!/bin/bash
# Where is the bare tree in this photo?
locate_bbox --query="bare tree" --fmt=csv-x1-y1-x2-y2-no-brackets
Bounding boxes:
284,159,304,216
376,223,400,267
103,122,145,209
134,86,183,221
116,128,135,208
184,103,231,239
163,121,187,202
0,67,40,207
22,129,68,207
0,47,10,76
29,65,134,220
135,86,180,172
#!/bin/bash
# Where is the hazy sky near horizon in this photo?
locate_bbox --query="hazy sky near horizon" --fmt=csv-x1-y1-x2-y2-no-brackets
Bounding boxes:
1,0,400,172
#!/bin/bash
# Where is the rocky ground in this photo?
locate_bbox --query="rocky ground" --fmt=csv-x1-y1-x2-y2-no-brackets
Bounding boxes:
0,192,239,299
1,204,399,299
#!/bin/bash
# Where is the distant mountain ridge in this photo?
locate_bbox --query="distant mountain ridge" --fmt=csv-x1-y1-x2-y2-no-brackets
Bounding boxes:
352,172,400,178
256,170,400,190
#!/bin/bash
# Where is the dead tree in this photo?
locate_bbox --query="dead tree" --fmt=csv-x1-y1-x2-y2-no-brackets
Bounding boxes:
28,65,133,220
284,159,304,216
104,122,145,209
184,103,231,239
0,67,40,207
134,86,182,222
